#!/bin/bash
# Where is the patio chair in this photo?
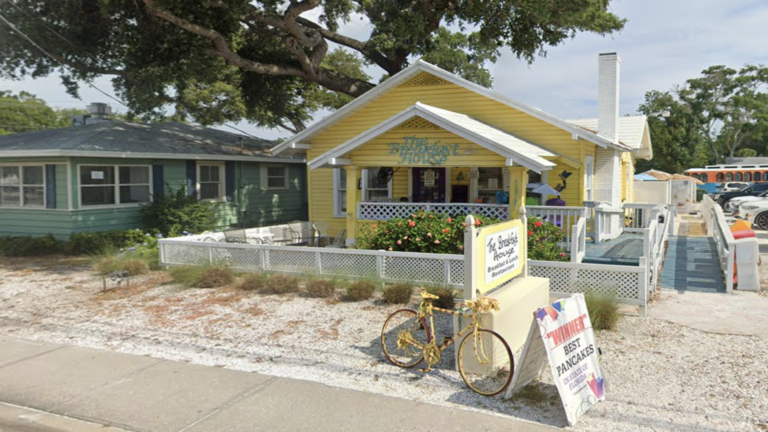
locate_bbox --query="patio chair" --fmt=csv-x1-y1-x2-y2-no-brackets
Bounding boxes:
313,221,331,247
326,229,346,248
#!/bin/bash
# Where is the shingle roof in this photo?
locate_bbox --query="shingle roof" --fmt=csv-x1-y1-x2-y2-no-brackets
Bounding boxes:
0,121,303,162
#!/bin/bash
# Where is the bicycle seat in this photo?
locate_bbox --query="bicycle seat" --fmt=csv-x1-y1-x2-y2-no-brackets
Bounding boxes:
420,291,440,300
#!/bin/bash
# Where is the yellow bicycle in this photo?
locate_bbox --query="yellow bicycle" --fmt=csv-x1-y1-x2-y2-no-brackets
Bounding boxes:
381,291,514,396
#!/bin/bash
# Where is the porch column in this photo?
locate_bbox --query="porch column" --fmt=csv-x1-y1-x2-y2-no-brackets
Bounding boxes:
507,166,527,219
344,165,361,245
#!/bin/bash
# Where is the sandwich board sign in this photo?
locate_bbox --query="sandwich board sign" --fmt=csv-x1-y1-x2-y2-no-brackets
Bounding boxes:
505,294,605,425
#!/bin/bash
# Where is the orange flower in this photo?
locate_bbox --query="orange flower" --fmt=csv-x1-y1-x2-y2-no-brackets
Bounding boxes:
461,222,466,227
373,224,378,229
408,220,416,227
397,222,402,226
442,228,449,233
415,237,421,241
528,230,533,236
474,219,481,226
397,240,402,245
434,240,440,244
559,253,565,257
534,221,543,227
427,233,432,237
446,217,453,223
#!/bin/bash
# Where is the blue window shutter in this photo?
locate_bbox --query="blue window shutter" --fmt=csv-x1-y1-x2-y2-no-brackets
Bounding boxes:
225,161,235,202
45,165,56,209
186,161,197,197
152,165,164,197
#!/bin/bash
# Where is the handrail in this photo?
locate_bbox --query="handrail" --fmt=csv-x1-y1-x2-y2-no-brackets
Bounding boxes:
570,217,587,263
702,196,735,293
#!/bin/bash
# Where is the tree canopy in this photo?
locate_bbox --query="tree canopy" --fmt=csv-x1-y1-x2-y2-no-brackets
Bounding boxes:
639,64,768,171
0,0,625,132
0,91,84,135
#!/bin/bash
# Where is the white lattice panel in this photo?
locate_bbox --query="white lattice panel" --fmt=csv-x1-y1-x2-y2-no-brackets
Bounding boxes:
213,247,261,271
319,253,377,278
162,243,209,265
529,265,571,293
402,73,450,87
383,256,445,284
264,249,317,274
449,260,465,285
358,203,509,221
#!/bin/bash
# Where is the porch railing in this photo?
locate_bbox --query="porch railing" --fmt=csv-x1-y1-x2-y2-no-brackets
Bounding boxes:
357,202,510,221
526,206,588,248
702,196,735,293
624,203,660,232
570,216,587,263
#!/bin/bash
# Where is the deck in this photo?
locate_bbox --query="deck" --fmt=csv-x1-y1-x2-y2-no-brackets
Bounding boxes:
658,236,726,293
582,232,645,266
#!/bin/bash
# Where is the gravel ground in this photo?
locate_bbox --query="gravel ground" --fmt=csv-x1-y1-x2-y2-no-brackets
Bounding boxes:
0,256,766,431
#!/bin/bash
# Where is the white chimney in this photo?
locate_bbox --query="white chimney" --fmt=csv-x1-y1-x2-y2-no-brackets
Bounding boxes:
593,53,622,208
597,52,620,142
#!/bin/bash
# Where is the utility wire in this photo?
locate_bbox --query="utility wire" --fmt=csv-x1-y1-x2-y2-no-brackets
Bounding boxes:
0,10,127,108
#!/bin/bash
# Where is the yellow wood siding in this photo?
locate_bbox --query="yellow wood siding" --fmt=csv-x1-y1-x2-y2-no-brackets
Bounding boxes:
306,72,597,232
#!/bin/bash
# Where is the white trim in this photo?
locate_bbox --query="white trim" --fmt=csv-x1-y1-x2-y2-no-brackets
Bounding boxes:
308,103,556,173
261,164,289,190
332,168,346,218
66,161,72,210
585,156,594,201
197,162,226,201
272,60,629,156
0,164,46,208
0,150,305,164
77,163,153,208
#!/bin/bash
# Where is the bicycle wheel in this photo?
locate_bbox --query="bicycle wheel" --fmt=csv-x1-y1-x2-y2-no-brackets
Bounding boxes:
381,309,431,368
457,329,514,396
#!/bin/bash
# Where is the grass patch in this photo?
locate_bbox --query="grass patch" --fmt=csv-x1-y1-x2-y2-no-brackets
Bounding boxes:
425,285,457,309
93,255,150,276
237,273,269,291
168,263,236,288
306,278,337,298
346,280,377,301
585,291,620,330
382,283,413,304
263,274,300,295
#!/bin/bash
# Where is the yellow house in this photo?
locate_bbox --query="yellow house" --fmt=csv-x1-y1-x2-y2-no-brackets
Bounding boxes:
272,53,652,243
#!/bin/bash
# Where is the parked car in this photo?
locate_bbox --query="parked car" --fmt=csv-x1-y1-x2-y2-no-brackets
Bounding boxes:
714,183,768,208
725,190,768,213
716,182,751,193
741,201,768,230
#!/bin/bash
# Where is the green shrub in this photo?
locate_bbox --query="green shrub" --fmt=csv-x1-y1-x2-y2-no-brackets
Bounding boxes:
238,273,269,291
346,280,377,301
66,229,148,256
355,211,500,254
585,291,620,330
140,186,215,238
0,235,64,256
383,283,413,304
306,278,337,298
93,256,149,276
264,274,300,294
527,217,568,262
425,286,457,309
169,263,235,288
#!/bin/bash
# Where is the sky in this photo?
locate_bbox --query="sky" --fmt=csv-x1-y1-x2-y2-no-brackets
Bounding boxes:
3,0,768,141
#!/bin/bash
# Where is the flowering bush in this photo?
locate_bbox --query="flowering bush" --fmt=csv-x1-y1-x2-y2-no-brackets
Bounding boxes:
527,217,568,262
355,211,501,254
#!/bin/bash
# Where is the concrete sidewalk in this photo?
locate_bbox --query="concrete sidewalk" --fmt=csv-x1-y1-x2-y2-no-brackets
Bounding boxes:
0,336,555,432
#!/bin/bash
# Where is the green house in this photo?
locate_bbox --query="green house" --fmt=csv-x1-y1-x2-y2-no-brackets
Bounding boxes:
0,120,306,239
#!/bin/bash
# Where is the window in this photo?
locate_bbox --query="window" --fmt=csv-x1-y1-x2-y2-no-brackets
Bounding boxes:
690,173,699,180
725,172,733,182
262,165,288,190
764,172,768,182
80,165,150,206
333,168,347,217
478,167,504,202
745,172,752,182
735,172,742,181
0,165,44,207
198,163,224,201
363,167,392,201
584,156,594,201
716,172,724,182
700,173,709,183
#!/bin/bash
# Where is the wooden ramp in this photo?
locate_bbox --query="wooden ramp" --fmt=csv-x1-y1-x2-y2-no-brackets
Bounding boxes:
659,236,725,293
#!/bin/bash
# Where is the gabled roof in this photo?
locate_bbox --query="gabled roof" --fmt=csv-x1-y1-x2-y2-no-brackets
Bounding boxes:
273,60,631,156
567,116,652,160
0,120,304,163
309,103,557,173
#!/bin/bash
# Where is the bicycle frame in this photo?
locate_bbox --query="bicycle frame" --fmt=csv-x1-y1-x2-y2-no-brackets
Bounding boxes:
417,298,482,360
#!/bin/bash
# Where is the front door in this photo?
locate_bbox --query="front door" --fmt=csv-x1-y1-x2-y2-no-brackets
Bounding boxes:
412,168,446,202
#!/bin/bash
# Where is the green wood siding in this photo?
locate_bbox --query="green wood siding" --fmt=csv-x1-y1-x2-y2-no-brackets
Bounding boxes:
0,157,307,238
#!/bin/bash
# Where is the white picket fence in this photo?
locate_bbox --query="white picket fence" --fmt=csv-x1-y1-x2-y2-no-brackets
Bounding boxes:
159,237,649,316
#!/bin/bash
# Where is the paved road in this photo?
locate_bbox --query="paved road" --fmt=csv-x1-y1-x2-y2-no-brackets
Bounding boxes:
0,336,556,432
